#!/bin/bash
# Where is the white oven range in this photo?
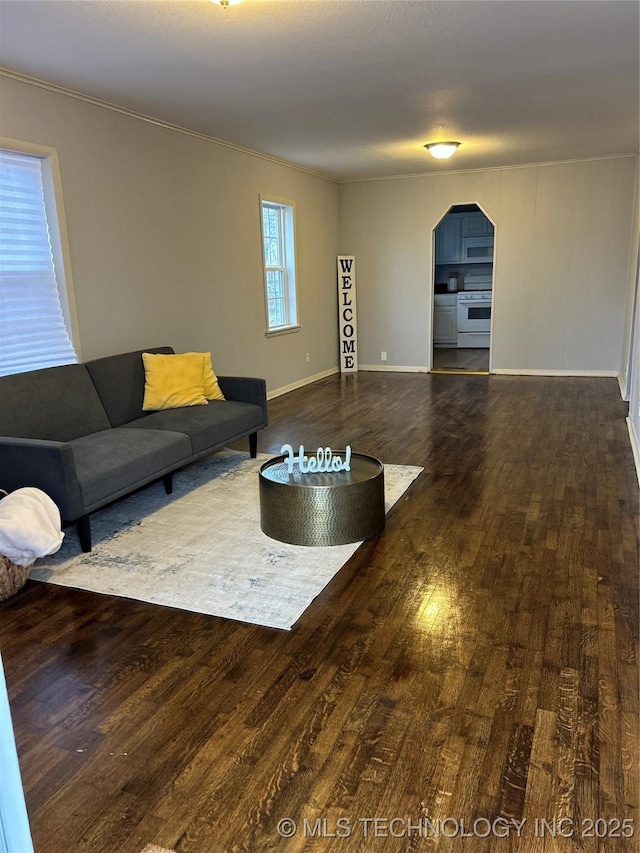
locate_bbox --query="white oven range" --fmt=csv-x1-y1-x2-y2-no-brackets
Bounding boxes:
457,290,492,348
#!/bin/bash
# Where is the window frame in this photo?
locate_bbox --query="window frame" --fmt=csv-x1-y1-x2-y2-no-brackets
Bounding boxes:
259,195,299,336
0,137,82,368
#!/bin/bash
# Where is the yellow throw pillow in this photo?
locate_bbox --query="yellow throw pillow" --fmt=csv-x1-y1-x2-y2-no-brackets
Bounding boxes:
184,351,225,401
142,352,209,411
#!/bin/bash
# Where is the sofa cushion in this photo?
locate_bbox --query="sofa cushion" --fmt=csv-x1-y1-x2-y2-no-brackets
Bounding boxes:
123,400,264,455
141,352,209,411
0,363,111,441
85,347,174,428
69,427,191,510
190,352,225,401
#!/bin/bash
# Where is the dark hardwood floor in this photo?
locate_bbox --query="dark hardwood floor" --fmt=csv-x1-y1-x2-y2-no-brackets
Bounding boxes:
432,347,490,373
1,372,638,852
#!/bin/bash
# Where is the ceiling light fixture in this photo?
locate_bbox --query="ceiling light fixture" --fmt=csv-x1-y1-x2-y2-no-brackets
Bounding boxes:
424,141,461,160
210,0,244,7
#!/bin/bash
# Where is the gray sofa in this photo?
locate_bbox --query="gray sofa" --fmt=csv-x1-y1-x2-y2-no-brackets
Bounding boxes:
0,347,268,552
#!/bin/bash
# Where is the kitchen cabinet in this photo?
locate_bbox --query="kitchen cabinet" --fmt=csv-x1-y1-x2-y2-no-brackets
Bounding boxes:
436,211,493,263
433,293,458,347
462,213,494,237
436,216,463,263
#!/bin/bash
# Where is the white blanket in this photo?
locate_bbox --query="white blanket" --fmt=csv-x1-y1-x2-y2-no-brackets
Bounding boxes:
0,488,64,567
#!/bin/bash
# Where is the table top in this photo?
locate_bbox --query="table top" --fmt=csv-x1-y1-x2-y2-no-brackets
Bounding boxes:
260,451,383,490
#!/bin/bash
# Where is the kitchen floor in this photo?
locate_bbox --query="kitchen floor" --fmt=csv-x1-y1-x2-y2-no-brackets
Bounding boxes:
433,347,489,372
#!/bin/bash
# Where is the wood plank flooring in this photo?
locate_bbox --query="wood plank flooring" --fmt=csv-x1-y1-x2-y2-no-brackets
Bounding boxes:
432,348,490,373
1,372,638,852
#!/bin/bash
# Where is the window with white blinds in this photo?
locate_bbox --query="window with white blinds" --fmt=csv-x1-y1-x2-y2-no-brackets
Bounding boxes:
0,149,77,376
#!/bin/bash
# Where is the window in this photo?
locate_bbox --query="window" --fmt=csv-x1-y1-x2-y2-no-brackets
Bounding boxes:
260,197,298,333
0,146,78,376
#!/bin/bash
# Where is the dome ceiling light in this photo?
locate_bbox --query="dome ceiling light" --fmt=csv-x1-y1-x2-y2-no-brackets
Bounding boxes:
424,142,461,160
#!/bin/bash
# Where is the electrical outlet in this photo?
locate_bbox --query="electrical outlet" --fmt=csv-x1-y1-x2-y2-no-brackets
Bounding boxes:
381,351,387,362
306,353,311,364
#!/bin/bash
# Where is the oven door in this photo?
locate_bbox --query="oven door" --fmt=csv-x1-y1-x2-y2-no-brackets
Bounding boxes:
457,298,491,332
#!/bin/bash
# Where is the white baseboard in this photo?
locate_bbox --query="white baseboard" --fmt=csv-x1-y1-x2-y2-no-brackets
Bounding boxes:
618,372,629,400
359,366,620,378
359,364,430,373
627,417,640,486
492,368,619,378
268,368,339,400
269,366,621,397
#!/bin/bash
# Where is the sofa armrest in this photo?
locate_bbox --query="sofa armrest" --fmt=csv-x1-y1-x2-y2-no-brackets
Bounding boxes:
0,437,84,521
217,377,268,427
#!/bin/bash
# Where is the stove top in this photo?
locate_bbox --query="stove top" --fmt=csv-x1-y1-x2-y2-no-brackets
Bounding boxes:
458,290,492,301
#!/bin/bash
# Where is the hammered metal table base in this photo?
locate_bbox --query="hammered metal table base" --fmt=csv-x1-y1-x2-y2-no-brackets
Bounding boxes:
259,452,385,547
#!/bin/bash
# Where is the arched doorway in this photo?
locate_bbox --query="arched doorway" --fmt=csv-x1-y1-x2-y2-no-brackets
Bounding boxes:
431,203,494,374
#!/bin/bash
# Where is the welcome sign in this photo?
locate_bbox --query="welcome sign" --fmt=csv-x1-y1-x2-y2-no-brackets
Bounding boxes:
337,255,357,373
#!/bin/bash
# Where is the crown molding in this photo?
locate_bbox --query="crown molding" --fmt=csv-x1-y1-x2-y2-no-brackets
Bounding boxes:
339,152,640,184
2,67,637,186
0,67,338,184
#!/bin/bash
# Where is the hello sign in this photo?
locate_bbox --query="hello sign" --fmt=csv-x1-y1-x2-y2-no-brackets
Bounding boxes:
281,444,352,474
337,255,357,373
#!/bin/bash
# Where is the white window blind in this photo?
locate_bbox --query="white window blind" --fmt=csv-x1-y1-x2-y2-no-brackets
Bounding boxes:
0,149,77,376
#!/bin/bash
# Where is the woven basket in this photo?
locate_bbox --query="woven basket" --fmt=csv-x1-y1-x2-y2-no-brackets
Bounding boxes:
0,555,32,602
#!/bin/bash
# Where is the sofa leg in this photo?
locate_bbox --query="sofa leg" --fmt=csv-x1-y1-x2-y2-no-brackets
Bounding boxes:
77,515,92,553
249,432,257,458
163,473,173,494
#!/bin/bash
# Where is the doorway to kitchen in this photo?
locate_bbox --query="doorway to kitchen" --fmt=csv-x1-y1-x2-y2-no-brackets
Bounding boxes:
431,203,494,374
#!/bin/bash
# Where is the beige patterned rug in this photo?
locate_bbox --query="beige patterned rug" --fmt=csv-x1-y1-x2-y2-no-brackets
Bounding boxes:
31,450,422,630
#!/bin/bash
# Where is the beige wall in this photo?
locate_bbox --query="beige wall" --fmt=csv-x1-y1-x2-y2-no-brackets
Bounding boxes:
624,168,640,479
339,156,638,374
2,75,638,388
0,75,341,394
619,160,639,398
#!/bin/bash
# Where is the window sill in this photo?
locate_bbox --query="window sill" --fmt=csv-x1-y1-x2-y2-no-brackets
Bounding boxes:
265,325,301,338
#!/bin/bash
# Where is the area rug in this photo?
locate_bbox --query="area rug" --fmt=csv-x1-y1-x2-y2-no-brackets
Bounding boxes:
31,450,422,630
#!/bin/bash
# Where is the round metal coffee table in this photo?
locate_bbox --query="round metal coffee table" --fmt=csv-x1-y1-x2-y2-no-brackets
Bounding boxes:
259,451,385,546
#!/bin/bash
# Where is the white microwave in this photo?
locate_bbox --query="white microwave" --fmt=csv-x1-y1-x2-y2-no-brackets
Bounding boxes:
462,236,494,262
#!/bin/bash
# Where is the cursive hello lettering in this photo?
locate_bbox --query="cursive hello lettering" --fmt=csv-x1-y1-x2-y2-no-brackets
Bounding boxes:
281,444,352,474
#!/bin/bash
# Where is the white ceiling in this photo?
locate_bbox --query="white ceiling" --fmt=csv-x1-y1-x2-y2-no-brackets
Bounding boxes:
0,0,638,181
